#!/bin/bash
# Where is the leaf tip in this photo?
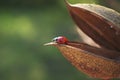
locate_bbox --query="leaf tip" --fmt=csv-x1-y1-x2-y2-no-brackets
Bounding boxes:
44,42,57,46
64,0,72,8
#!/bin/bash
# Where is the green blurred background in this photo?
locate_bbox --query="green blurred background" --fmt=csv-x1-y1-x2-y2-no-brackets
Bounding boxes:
0,0,120,80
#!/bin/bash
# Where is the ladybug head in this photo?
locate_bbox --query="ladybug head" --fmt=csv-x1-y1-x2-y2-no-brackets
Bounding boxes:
52,36,68,44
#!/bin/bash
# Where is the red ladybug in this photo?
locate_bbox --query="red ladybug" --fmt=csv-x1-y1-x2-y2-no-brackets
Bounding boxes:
52,36,68,44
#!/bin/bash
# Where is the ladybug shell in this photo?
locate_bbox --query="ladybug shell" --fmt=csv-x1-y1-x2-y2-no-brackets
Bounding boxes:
53,36,68,44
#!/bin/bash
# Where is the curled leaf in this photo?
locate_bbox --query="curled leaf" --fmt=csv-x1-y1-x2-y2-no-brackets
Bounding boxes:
66,2,120,51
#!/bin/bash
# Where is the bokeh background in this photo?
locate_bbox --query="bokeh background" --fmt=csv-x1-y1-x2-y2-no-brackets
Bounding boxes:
0,0,120,80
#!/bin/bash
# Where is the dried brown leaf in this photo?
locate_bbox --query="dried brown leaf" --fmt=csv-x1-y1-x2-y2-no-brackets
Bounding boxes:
65,2,120,51
55,42,120,79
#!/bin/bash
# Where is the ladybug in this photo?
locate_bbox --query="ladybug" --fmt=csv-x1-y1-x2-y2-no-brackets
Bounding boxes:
52,36,68,44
